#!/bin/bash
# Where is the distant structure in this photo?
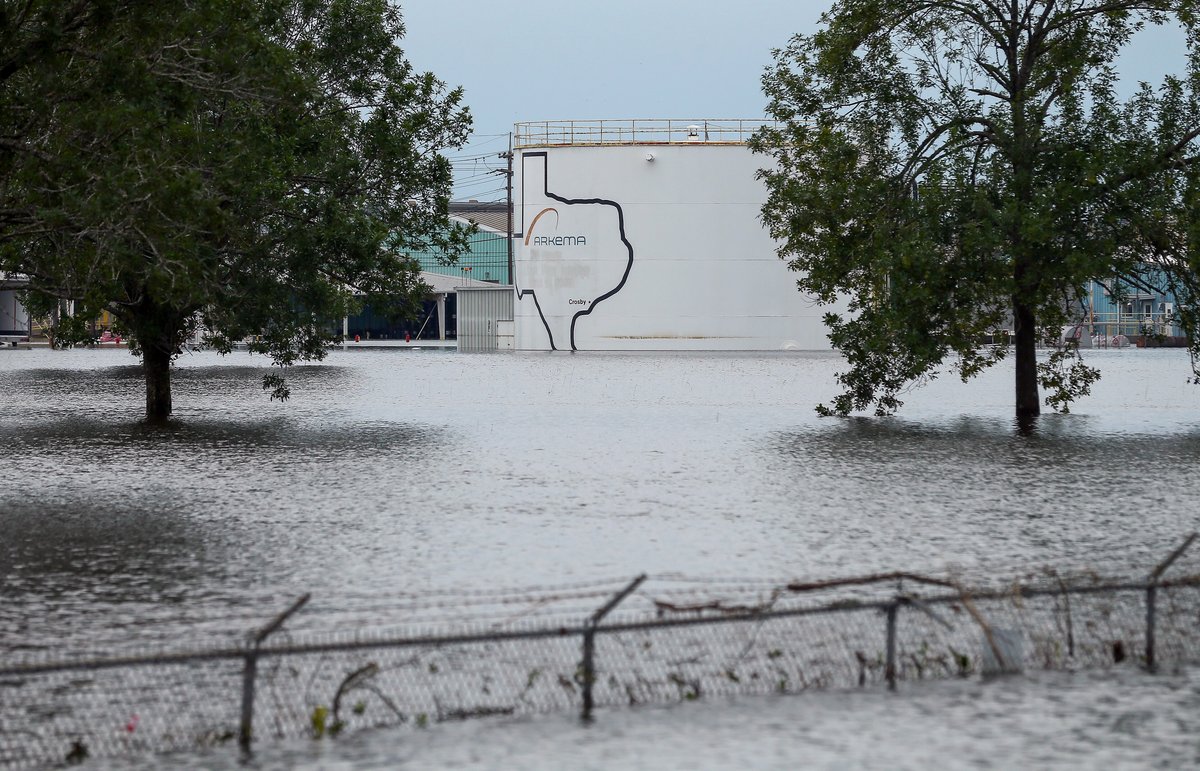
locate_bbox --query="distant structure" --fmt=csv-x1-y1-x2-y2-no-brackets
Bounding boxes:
1082,276,1184,346
345,201,512,342
0,273,31,342
510,118,846,351
411,201,510,286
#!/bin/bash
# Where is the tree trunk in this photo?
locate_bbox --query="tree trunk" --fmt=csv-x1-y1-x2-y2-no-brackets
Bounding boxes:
143,341,173,421
1013,298,1040,428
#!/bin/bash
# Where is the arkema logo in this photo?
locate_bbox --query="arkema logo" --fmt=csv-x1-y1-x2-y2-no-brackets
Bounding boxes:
525,207,588,247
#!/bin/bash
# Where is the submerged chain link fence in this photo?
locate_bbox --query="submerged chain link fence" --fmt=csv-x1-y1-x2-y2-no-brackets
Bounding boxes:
3,535,1199,769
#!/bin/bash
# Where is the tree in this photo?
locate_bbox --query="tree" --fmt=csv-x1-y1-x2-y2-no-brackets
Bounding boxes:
755,1,1200,427
0,0,470,420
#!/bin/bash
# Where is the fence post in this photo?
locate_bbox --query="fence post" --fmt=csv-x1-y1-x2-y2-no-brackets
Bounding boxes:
885,600,899,691
1145,584,1157,672
239,651,258,752
1145,533,1196,673
238,594,311,752
580,575,646,722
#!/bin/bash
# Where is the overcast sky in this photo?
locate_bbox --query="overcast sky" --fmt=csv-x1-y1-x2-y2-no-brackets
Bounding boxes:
399,1,1190,200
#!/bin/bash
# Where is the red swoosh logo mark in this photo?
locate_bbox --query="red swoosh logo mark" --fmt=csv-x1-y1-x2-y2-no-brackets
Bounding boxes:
524,207,559,245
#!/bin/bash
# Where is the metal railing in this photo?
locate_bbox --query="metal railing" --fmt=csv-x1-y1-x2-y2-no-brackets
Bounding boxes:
513,119,776,148
1084,312,1184,343
2,535,1198,769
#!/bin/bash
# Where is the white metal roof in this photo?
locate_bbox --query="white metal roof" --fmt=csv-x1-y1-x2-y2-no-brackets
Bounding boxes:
418,270,504,294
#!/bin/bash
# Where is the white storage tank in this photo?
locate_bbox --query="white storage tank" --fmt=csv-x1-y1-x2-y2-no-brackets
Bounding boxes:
512,119,844,351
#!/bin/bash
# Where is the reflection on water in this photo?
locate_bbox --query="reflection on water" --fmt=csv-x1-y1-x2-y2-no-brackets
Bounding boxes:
1,347,1199,657
763,417,1200,576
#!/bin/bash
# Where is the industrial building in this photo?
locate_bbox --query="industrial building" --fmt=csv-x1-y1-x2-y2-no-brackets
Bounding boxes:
1083,273,1185,345
344,201,511,342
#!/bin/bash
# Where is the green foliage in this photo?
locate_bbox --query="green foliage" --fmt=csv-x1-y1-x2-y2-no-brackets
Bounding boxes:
309,700,346,738
1039,346,1102,413
0,0,470,418
755,0,1200,419
65,738,88,765
952,649,973,677
261,371,291,403
310,705,329,738
667,672,700,700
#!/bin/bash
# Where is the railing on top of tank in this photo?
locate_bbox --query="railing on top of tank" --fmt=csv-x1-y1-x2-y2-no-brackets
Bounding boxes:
513,119,777,147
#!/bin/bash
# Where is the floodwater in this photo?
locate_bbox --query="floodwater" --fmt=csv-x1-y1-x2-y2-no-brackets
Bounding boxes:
3,346,1200,766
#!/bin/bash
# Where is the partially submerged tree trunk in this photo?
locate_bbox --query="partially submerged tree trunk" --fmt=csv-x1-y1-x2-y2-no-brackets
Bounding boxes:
129,294,183,423
1013,298,1040,429
142,340,173,421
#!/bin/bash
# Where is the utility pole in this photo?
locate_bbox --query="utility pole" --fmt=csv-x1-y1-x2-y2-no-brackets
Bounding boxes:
498,134,514,285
